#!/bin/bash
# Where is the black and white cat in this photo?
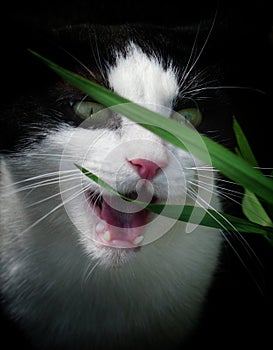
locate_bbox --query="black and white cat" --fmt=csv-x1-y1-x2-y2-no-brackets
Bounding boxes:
0,22,269,349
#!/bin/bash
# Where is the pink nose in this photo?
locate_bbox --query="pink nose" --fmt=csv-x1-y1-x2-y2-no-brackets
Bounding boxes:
129,159,166,180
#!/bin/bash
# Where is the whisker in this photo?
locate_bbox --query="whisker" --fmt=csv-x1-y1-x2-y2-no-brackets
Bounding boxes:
182,12,217,85
27,153,79,159
188,186,262,266
82,259,100,285
253,167,273,170
7,173,82,194
187,187,260,265
187,186,238,233
60,47,97,81
182,96,200,110
190,178,242,197
196,173,239,186
25,183,84,208
184,85,266,96
185,166,217,171
188,181,246,224
20,183,91,235
88,29,107,83
93,193,102,207
179,24,201,86
189,179,268,224
180,73,217,100
2,169,79,188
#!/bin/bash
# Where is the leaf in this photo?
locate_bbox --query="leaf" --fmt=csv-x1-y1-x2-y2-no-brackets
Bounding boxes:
75,164,273,236
29,50,273,205
233,117,273,227
233,116,258,167
242,190,273,227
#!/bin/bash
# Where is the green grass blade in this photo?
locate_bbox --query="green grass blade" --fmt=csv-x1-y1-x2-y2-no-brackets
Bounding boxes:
30,50,273,205
233,116,258,167
75,164,273,236
233,117,273,227
242,189,273,227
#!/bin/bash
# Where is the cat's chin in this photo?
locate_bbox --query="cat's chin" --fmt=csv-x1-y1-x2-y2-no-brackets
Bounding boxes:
88,243,138,268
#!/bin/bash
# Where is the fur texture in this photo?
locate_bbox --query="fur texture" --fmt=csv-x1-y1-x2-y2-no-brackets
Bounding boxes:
0,26,223,349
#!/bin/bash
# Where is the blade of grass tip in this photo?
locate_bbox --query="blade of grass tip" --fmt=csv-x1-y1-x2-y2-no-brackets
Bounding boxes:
243,189,273,227
30,51,273,205
233,116,258,167
233,117,273,227
75,164,273,236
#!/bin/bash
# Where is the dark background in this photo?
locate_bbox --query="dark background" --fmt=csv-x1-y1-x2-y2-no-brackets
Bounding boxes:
1,0,273,349
1,0,273,165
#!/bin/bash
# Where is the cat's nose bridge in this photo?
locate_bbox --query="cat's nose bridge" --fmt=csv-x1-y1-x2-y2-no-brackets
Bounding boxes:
123,123,169,170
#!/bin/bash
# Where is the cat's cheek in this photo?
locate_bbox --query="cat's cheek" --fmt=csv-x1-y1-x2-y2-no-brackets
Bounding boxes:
61,190,98,241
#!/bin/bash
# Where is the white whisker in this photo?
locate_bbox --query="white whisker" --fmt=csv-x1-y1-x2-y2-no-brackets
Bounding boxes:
197,173,239,186
187,187,253,263
184,85,266,95
188,186,262,268
20,183,91,235
189,179,263,225
182,13,217,85
2,169,79,188
82,258,100,285
60,47,97,80
187,186,238,233
179,24,201,86
88,29,107,83
185,166,217,171
253,167,273,170
25,183,84,208
190,178,243,198
7,173,83,194
27,153,79,160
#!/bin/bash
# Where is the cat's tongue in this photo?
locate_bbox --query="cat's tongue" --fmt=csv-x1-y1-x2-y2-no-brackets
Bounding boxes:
98,196,149,248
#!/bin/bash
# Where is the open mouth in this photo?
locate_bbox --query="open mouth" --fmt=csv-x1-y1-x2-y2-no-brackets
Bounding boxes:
86,190,157,249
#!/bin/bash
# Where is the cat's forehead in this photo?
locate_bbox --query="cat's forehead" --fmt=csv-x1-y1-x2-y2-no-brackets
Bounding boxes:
108,43,179,108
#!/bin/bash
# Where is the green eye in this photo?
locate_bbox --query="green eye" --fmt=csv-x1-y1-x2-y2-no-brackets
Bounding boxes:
73,101,105,119
172,108,202,127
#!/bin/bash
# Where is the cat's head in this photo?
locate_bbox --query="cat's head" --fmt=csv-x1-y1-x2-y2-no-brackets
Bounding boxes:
2,24,229,268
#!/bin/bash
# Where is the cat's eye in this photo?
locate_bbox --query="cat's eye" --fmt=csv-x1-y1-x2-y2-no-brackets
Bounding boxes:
172,108,202,127
71,100,119,129
73,101,105,119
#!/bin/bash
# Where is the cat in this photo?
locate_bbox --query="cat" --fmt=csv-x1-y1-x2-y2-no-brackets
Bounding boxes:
0,22,267,349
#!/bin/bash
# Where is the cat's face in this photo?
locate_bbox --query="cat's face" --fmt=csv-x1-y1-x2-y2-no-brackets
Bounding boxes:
2,24,226,268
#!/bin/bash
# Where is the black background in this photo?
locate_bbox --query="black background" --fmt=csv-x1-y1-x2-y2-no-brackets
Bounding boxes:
1,0,273,165
1,0,273,349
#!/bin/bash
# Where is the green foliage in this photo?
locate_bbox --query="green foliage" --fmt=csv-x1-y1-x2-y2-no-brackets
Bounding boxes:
233,117,273,244
75,164,273,236
31,50,273,245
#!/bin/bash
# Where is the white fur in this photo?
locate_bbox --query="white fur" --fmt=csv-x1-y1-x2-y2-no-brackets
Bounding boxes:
108,43,179,109
0,44,222,349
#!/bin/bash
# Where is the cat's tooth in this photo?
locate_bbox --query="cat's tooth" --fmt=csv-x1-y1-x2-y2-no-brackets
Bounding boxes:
103,231,111,242
134,236,144,245
96,222,105,233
